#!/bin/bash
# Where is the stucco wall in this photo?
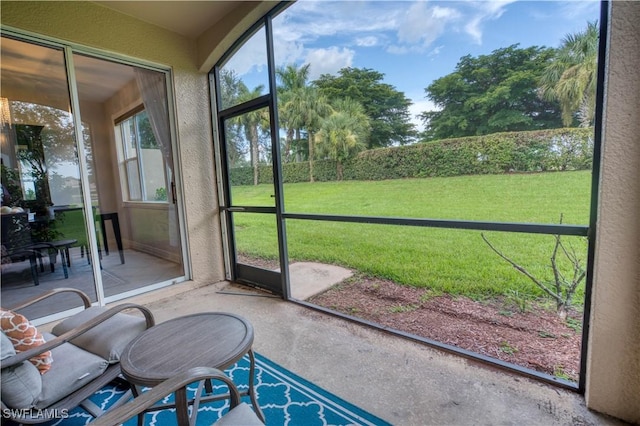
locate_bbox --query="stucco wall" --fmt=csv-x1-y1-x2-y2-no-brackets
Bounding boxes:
586,2,640,423
1,1,225,284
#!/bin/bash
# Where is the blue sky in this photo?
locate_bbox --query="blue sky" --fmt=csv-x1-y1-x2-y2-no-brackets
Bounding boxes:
225,0,601,129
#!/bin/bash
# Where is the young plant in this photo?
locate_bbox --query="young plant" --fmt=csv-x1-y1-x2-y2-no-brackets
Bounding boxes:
481,214,586,319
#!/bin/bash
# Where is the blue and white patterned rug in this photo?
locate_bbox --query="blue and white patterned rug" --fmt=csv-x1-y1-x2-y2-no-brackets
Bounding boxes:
41,352,390,425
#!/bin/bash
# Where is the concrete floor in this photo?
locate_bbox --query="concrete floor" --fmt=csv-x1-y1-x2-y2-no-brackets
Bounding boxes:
114,278,628,426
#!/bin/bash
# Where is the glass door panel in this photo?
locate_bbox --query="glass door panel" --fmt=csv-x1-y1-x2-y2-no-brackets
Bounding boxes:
232,211,280,273
1,37,97,318
0,35,187,320
72,53,185,298
221,104,282,294
224,107,274,206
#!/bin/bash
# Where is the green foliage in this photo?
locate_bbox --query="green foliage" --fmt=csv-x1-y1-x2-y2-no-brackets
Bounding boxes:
539,21,599,127
421,45,563,140
507,289,529,313
566,317,582,332
389,304,419,313
314,67,416,148
137,111,159,149
500,341,518,355
277,64,312,163
231,128,592,186
344,128,592,181
154,187,168,201
316,98,370,179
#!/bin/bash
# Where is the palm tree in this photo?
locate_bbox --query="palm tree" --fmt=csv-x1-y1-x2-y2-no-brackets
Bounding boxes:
276,64,310,162
285,87,332,182
539,21,599,127
316,98,370,180
235,84,267,185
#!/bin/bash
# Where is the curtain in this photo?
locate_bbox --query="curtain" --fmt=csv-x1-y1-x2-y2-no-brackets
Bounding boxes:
134,68,174,188
135,68,178,246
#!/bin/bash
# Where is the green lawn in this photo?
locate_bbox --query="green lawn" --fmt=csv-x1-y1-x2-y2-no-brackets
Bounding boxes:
239,171,593,302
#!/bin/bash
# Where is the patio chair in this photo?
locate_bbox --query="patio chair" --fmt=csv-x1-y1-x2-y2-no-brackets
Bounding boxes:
1,212,75,284
1,287,155,424
91,366,264,426
1,212,47,285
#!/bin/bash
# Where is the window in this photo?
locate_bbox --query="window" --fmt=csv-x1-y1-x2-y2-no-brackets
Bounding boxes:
116,109,167,202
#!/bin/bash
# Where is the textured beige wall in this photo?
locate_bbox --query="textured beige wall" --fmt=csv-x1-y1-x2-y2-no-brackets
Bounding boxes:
586,2,640,423
197,1,276,71
1,1,225,284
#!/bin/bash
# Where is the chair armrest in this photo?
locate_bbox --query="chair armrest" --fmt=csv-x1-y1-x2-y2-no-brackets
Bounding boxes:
1,303,155,369
91,367,242,426
7,287,93,311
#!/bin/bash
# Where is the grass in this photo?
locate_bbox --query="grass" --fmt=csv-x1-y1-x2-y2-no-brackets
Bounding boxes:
232,170,592,304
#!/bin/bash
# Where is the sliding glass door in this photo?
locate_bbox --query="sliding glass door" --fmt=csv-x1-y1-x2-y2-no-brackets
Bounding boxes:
1,33,186,320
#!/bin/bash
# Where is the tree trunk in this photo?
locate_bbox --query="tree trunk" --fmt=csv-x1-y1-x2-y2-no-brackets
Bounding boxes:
308,132,315,183
250,126,259,186
284,128,294,163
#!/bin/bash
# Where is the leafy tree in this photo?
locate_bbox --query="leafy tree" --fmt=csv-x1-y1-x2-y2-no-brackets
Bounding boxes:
137,111,159,149
218,69,247,167
234,85,268,186
539,21,599,127
421,45,563,140
218,68,245,110
316,98,370,180
276,63,311,162
10,101,78,166
284,86,332,182
314,67,415,148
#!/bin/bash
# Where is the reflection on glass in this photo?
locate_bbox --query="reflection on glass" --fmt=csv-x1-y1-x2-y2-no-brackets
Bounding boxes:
218,27,269,111
0,37,97,317
0,35,187,319
285,220,587,382
73,53,185,298
224,107,274,207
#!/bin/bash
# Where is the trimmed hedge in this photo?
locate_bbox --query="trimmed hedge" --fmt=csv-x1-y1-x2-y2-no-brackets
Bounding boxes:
229,127,593,185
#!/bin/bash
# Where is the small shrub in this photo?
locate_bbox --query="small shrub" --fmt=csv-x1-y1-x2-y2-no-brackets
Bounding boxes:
500,341,518,355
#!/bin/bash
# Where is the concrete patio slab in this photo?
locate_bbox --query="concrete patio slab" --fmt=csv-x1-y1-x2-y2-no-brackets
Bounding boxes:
117,281,627,426
287,261,353,300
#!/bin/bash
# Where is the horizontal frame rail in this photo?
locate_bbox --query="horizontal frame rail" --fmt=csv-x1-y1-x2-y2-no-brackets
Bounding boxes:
283,212,589,236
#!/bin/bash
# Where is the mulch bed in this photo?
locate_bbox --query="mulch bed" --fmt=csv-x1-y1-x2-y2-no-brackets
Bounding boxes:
308,274,583,382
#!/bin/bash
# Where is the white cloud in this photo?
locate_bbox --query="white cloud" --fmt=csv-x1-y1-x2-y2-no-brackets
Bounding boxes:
429,45,444,57
463,0,517,44
397,2,460,49
222,30,268,75
409,98,440,132
356,36,378,47
386,45,410,55
305,47,355,80
465,16,483,45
